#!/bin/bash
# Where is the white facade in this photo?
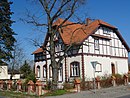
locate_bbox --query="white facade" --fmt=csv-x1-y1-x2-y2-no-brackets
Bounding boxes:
0,66,8,80
0,65,20,80
34,20,129,84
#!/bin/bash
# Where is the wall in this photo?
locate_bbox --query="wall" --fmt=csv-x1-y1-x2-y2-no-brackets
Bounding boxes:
0,66,8,79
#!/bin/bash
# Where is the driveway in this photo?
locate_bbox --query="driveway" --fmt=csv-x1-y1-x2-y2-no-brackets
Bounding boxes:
45,85,130,98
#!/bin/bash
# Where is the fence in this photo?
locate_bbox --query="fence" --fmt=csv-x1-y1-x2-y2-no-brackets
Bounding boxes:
0,74,129,96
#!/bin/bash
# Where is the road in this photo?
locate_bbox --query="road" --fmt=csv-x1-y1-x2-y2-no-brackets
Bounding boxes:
0,85,130,98
45,85,130,98
117,94,130,98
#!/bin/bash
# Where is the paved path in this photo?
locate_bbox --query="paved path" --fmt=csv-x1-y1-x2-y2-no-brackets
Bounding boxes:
45,85,130,98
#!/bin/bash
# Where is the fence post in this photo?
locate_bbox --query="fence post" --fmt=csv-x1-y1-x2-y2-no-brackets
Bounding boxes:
74,78,81,92
0,80,4,90
95,76,101,89
35,80,42,96
7,80,12,90
28,80,34,95
123,74,128,85
111,76,116,87
17,80,22,92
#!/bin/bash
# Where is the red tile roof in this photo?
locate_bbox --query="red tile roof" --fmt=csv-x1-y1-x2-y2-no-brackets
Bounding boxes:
33,18,129,54
53,18,116,45
32,48,44,54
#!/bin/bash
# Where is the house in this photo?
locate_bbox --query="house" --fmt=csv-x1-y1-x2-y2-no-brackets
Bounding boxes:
0,61,8,80
0,60,20,80
33,18,130,85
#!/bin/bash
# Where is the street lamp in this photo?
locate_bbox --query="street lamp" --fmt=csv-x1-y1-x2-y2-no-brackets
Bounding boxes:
91,61,101,93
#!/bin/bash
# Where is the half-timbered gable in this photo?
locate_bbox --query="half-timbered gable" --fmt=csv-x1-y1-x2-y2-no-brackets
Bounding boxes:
33,18,130,84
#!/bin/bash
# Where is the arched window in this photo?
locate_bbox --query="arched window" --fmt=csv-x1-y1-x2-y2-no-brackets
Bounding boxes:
49,65,52,78
58,63,63,81
37,66,40,78
43,65,47,78
70,62,80,77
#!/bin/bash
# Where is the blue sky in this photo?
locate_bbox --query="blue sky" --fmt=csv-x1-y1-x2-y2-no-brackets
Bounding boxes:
10,0,130,60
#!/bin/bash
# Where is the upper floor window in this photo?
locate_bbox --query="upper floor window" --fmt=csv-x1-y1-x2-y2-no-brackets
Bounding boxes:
70,62,80,77
94,38,99,50
35,53,45,61
103,27,110,34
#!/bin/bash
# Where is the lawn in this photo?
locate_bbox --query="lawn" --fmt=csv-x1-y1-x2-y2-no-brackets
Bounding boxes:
0,89,69,98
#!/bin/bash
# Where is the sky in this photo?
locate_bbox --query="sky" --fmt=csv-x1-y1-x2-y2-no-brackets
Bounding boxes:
10,0,130,60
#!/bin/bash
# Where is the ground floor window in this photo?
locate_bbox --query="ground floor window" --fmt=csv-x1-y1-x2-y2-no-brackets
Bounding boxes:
37,65,40,78
70,62,80,77
58,63,63,81
49,65,52,78
43,65,47,78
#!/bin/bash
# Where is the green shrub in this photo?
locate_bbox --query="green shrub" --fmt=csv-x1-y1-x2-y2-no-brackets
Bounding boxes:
114,74,122,79
63,82,74,89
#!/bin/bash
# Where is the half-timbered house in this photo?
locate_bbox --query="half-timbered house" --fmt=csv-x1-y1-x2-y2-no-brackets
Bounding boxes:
33,18,130,85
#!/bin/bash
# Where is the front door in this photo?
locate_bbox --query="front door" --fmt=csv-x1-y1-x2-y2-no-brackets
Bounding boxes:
111,63,115,75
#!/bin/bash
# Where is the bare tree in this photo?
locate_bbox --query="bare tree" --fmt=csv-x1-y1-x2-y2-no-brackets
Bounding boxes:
9,40,26,79
25,0,86,90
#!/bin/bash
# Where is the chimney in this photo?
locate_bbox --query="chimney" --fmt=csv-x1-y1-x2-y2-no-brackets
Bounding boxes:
86,18,92,25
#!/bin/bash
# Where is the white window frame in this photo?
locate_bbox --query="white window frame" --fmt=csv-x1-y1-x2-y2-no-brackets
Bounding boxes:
43,65,47,78
70,62,80,77
94,38,99,50
58,63,63,81
37,66,40,78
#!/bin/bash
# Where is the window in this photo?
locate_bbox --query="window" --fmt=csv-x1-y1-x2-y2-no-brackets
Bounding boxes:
49,65,52,78
103,27,110,34
35,53,45,61
43,65,47,78
37,66,40,78
58,63,63,81
94,38,99,50
70,62,80,77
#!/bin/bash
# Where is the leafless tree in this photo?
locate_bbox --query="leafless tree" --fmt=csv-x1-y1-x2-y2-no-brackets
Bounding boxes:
25,0,87,90
9,40,26,79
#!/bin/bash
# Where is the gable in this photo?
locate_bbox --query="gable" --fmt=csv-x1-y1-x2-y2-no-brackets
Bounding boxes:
33,18,130,54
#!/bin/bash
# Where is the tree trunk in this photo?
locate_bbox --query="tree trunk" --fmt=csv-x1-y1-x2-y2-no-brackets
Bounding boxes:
49,26,59,90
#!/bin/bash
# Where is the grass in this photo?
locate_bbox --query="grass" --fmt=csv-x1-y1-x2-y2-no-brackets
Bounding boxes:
44,89,68,96
0,89,69,98
0,90,38,98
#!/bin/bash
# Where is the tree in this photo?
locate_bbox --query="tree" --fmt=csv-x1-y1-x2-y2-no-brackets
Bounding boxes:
8,40,26,79
0,0,16,63
25,0,86,90
20,60,32,79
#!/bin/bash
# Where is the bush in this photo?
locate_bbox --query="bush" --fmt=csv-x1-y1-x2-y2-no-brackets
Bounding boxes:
63,82,74,89
43,81,52,90
25,72,36,84
114,74,122,79
100,78,112,88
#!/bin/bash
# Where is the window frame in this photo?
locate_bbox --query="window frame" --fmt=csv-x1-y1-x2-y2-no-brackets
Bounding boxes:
37,65,40,78
94,38,99,50
70,62,80,77
49,65,52,78
58,63,63,82
43,65,47,78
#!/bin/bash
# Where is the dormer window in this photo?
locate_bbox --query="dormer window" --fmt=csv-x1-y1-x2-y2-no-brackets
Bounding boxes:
94,38,99,50
103,27,110,34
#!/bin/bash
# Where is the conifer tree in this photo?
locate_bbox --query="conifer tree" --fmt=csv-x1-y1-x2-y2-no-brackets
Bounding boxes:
0,0,16,63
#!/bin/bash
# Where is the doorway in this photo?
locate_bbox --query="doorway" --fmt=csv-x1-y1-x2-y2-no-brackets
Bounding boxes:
111,63,115,75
